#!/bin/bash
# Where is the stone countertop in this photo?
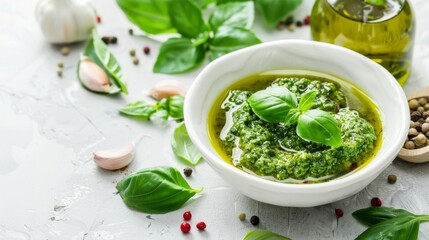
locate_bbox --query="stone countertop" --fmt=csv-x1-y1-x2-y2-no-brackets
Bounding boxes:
1,0,429,239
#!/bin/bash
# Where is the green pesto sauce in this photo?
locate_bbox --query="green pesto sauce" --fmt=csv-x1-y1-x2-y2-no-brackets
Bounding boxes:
208,70,382,183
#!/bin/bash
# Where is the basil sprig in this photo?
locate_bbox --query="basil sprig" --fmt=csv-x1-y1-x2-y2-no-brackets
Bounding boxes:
248,87,342,148
171,122,204,166
119,95,184,121
81,29,127,94
254,0,303,26
117,0,260,74
243,230,291,240
117,166,202,214
353,207,429,240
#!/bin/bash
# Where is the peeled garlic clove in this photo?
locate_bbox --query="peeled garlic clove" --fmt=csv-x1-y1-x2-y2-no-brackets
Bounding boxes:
93,143,135,170
78,56,111,93
148,80,186,100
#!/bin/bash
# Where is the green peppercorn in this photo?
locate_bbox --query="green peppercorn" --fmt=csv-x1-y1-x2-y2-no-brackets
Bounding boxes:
129,48,136,56
132,57,139,65
57,61,64,68
60,47,70,56
388,174,397,184
128,29,133,35
238,212,246,221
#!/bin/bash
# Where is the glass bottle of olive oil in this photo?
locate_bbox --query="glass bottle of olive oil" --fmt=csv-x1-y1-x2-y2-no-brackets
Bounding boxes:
311,0,415,85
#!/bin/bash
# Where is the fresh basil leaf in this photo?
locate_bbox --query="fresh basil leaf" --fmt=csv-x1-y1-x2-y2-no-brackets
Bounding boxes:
248,87,298,123
117,166,202,214
150,109,169,121
365,0,385,6
192,0,215,8
355,215,420,240
297,109,342,148
217,0,249,5
119,101,157,120
172,122,204,166
209,26,261,60
84,30,128,94
353,207,415,227
116,0,175,34
154,38,205,74
284,108,300,126
209,2,254,32
298,91,316,113
243,230,291,240
168,0,206,39
255,0,303,26
168,96,184,119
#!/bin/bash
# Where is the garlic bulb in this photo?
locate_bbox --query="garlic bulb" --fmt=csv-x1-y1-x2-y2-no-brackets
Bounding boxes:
78,56,111,92
93,143,135,170
35,0,96,44
148,80,186,100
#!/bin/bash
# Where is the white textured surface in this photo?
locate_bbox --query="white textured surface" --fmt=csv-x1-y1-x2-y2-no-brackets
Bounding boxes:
0,0,429,239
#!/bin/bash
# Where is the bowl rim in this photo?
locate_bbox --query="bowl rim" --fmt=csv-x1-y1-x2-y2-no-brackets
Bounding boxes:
184,39,409,193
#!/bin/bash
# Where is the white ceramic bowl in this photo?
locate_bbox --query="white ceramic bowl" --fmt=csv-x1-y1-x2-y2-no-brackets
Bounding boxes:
184,40,409,207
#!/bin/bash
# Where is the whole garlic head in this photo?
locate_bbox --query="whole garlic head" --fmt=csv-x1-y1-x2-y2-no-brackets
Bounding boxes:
35,0,96,44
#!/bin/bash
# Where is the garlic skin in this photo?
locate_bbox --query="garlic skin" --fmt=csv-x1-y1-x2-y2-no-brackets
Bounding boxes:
35,0,96,44
78,56,111,92
93,143,135,170
148,80,186,100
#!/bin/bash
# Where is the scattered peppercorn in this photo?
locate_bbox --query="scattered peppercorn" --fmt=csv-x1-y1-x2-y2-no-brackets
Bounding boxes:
250,215,260,225
101,36,110,44
183,211,192,221
277,21,286,30
388,174,397,184
303,15,311,25
296,21,303,27
57,69,63,77
183,167,192,177
143,46,150,55
110,36,118,44
128,29,134,35
96,15,101,23
196,221,206,230
180,222,191,233
57,61,64,68
129,48,136,56
335,208,344,218
132,57,139,65
60,47,70,56
287,23,296,32
285,16,294,26
238,212,246,221
371,197,382,207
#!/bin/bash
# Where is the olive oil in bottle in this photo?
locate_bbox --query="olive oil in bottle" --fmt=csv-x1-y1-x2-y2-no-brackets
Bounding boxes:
311,0,415,85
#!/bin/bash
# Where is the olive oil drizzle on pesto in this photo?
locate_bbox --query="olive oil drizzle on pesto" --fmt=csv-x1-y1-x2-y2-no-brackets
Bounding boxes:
208,71,382,184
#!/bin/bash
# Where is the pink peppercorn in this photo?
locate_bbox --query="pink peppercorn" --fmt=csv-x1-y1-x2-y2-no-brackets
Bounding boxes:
371,197,382,207
183,211,192,221
180,222,191,233
96,16,101,23
196,221,206,230
304,16,311,25
335,208,344,218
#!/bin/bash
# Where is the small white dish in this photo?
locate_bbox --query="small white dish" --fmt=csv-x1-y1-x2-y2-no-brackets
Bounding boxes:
184,40,409,207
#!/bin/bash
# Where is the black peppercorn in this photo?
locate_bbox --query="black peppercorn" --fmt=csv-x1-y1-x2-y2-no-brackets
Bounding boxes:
250,215,259,225
110,36,118,44
411,111,421,121
296,21,303,27
183,167,192,177
285,16,294,26
101,36,110,44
